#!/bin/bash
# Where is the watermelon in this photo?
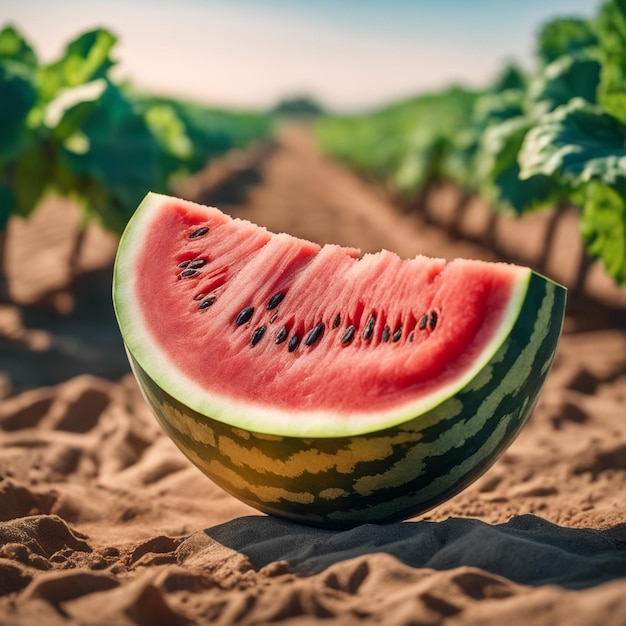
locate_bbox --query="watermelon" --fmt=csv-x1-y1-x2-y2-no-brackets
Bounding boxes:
113,192,566,529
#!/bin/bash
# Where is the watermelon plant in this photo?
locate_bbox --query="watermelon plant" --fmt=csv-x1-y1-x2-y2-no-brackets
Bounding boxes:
315,86,480,209
0,24,273,301
518,6,626,285
315,0,626,288
132,92,274,176
113,192,566,528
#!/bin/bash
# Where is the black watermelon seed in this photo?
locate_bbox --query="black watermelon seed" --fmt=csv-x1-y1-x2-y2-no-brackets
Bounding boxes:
419,314,428,330
269,312,278,324
430,311,438,330
188,259,206,269
409,331,415,342
392,326,402,342
180,269,197,278
275,326,288,344
194,293,207,301
363,314,376,340
382,326,390,342
235,306,254,326
178,260,191,268
189,226,209,239
288,334,300,352
251,326,267,346
199,297,216,309
340,325,355,345
304,324,324,346
332,313,341,328
266,293,285,310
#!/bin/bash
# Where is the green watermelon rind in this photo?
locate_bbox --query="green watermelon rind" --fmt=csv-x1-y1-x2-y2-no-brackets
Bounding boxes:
113,192,563,439
124,271,565,528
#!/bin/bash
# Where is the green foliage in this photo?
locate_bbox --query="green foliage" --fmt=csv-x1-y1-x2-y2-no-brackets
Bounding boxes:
38,29,116,104
0,186,13,230
133,93,274,176
394,88,480,194
581,181,626,283
316,86,480,195
58,81,168,232
519,98,626,187
519,96,626,282
490,64,527,93
315,0,626,285
537,17,598,65
596,0,626,123
0,26,37,166
477,116,562,215
529,53,601,114
0,24,273,235
0,25,37,67
0,61,37,164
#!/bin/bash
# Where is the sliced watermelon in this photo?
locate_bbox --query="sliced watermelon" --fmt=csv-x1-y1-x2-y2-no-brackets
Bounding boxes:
113,192,566,528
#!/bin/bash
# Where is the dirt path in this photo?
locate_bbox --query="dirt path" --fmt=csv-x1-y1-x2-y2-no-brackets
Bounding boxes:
180,123,499,263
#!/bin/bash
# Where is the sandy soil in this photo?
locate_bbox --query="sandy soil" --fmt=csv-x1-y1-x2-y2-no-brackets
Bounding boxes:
1,123,625,625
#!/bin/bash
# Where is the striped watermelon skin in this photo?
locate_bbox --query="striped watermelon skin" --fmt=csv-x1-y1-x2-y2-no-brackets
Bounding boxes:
127,271,565,529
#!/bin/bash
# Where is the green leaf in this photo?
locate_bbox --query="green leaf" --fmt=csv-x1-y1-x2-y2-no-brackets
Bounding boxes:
0,61,37,164
477,116,530,182
596,0,626,123
59,82,161,232
477,116,562,214
490,63,527,93
580,181,626,284
438,88,526,193
519,98,626,186
0,25,37,68
473,89,525,127
385,87,480,194
10,142,53,218
394,135,445,194
0,184,14,230
39,28,116,102
537,16,598,65
600,91,626,124
44,78,107,135
529,52,601,113
489,166,560,216
144,104,193,161
316,86,480,189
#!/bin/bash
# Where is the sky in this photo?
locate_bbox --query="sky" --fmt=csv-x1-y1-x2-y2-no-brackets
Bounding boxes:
1,0,602,112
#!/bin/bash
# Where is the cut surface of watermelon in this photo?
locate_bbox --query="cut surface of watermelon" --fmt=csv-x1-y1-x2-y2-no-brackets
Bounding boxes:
114,192,559,438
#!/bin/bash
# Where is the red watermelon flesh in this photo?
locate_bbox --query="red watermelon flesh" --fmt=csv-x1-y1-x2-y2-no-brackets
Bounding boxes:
117,193,527,436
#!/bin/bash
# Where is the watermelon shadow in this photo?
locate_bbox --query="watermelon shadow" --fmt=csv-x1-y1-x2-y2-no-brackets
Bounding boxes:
199,513,626,589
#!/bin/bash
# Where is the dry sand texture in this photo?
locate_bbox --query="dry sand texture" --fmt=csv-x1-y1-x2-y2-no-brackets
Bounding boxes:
1,124,625,625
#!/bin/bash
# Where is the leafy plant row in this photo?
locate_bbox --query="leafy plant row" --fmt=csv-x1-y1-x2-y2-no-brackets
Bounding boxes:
0,25,273,234
316,0,626,286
